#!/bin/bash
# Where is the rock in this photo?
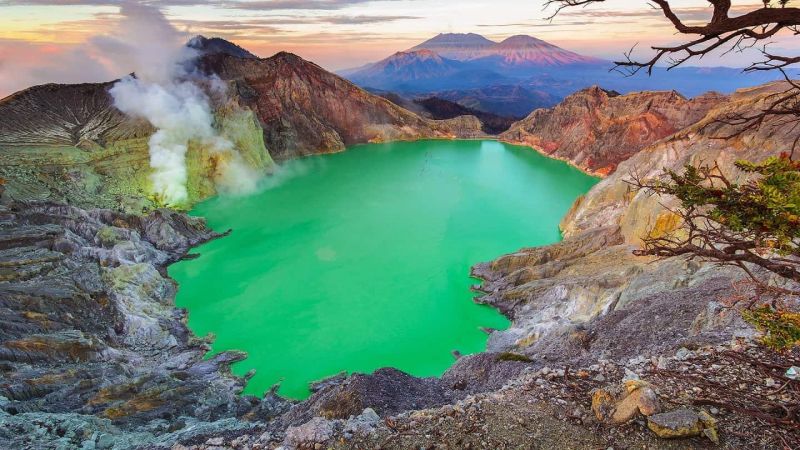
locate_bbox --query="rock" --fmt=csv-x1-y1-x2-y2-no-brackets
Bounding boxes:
786,366,800,380
591,381,661,425
0,203,264,449
343,408,381,436
202,52,484,162
95,433,115,449
500,86,724,176
284,417,335,448
623,368,640,381
647,408,719,443
206,436,224,445
309,371,347,393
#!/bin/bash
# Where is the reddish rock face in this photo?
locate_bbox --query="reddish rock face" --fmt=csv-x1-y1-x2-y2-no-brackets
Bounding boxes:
201,52,476,161
500,86,726,176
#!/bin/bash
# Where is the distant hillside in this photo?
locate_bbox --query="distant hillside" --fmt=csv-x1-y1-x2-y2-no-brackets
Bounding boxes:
414,96,517,134
407,33,496,61
434,85,555,118
500,87,725,175
346,49,506,92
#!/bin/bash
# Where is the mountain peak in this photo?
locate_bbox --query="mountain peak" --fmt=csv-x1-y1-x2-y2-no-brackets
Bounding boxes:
409,33,602,66
497,35,548,47
391,49,443,61
187,35,258,59
429,33,495,45
413,33,496,51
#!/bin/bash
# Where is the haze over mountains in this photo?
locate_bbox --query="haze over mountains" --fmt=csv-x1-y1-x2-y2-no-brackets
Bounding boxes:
343,33,794,118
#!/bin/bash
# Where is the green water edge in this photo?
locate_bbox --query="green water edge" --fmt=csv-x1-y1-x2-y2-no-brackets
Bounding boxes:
169,139,599,399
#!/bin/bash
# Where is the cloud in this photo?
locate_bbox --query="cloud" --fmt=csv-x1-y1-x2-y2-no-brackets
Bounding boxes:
218,0,397,10
0,0,402,8
324,14,418,24
558,3,768,22
0,39,116,98
175,14,417,31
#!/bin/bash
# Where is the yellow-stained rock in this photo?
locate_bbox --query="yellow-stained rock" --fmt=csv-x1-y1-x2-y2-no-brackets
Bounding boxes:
591,381,661,425
591,389,616,423
647,408,719,443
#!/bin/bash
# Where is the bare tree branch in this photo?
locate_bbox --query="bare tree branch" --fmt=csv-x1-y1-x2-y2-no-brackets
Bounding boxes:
546,0,800,154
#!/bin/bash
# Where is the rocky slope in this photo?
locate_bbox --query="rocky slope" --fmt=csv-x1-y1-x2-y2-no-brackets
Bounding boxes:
0,51,483,212
200,52,484,162
413,96,517,134
478,82,795,361
0,188,293,449
188,35,258,59
500,86,726,176
0,80,271,212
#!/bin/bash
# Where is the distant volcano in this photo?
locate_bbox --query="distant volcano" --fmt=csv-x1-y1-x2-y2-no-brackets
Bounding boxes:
410,33,603,66
352,49,465,81
344,48,507,92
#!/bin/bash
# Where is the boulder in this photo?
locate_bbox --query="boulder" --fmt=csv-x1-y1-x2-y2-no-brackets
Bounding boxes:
284,417,335,449
591,380,661,425
647,408,719,443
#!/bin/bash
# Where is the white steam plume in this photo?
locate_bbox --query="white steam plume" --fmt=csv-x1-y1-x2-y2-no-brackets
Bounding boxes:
105,1,259,205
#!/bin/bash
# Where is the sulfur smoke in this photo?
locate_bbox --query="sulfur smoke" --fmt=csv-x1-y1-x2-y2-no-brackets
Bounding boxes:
106,1,259,205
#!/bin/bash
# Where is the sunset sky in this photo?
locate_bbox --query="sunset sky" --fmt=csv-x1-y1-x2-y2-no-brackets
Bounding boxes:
1,0,798,97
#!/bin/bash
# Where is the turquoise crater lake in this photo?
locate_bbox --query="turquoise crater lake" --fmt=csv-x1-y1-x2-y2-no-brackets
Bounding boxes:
170,140,598,399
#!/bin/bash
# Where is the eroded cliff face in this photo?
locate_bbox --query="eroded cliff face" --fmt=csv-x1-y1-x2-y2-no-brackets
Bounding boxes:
201,52,483,161
0,192,295,449
478,82,794,358
0,81,272,212
500,86,725,176
561,82,796,243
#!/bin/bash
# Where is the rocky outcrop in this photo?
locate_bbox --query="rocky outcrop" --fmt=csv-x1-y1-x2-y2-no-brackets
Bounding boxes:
560,82,796,244
474,83,794,358
188,35,258,59
500,86,725,175
200,52,484,161
0,192,293,449
0,82,151,148
0,81,272,212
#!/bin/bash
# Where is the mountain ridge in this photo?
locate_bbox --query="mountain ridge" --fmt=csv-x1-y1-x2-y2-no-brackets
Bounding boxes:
410,32,603,66
343,32,792,118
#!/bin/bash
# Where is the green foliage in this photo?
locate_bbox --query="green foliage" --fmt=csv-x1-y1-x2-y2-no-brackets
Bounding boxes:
652,154,800,257
640,154,800,350
742,306,800,351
